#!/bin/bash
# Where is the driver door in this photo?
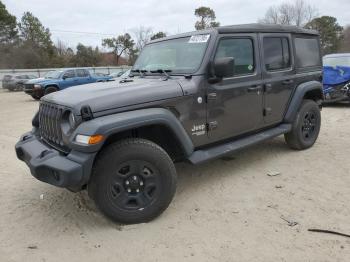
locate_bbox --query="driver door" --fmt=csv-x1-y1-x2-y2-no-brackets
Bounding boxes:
207,34,264,143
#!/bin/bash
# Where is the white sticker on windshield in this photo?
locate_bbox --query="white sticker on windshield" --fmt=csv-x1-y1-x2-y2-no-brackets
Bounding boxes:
189,34,210,43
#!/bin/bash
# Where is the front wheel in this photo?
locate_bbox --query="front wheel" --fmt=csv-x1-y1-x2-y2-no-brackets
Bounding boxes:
88,138,177,224
44,86,58,96
31,94,41,100
285,99,321,150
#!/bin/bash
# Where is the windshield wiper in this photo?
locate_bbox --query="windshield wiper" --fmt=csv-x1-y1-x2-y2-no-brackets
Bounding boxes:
131,69,148,77
150,69,172,80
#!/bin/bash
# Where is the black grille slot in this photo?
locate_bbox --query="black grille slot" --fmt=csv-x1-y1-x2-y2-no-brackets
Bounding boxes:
24,84,34,90
38,102,68,153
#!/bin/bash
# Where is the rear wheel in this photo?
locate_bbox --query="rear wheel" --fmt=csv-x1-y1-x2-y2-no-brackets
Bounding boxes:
44,86,58,96
285,99,321,150
88,138,177,224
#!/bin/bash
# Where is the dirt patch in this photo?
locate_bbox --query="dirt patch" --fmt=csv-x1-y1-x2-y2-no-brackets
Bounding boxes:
1,90,350,261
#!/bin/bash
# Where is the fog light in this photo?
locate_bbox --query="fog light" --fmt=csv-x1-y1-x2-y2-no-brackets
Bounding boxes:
75,134,104,145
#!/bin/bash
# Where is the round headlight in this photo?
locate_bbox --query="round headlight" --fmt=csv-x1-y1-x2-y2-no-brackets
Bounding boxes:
61,110,77,135
68,112,76,128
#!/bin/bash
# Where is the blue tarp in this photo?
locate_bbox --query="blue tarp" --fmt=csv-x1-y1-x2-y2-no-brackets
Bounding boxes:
323,66,350,86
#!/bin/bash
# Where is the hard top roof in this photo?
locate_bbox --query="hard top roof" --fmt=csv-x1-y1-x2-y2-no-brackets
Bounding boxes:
149,23,318,43
323,53,350,58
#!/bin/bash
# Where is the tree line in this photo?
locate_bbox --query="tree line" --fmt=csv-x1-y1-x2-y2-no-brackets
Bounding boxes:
0,1,167,69
0,1,349,69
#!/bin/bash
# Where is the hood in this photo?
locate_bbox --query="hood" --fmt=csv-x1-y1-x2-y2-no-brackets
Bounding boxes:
42,78,184,114
26,77,55,85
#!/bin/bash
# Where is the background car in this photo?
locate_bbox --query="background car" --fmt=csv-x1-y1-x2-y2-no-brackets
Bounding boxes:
2,74,37,91
110,71,126,79
323,53,350,102
24,68,113,100
93,72,109,77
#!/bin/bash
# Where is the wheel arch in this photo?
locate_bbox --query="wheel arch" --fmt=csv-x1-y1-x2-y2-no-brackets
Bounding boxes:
284,81,323,123
70,108,194,160
43,84,59,90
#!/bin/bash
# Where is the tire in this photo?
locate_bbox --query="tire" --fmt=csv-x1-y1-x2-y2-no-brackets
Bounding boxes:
88,138,177,224
31,94,41,100
44,86,58,96
285,99,321,150
15,83,23,91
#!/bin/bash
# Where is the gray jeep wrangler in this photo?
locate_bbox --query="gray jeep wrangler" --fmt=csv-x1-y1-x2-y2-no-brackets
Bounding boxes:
16,24,323,224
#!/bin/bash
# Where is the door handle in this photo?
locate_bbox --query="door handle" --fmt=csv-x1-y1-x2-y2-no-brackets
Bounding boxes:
264,83,273,92
282,79,294,85
247,85,262,93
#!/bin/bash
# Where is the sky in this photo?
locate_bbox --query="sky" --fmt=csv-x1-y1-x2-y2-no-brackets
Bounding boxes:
2,0,350,50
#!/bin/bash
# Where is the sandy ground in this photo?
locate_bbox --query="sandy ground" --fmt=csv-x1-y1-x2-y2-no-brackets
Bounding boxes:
1,90,350,262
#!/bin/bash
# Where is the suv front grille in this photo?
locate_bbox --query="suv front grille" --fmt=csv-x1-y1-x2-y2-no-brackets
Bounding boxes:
38,102,69,153
24,84,34,90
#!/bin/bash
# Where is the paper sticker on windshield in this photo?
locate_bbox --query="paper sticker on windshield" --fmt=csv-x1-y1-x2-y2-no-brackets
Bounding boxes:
189,34,210,43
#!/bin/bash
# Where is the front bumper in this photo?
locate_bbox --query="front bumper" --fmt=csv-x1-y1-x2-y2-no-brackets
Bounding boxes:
15,131,96,191
24,85,43,96
323,83,350,102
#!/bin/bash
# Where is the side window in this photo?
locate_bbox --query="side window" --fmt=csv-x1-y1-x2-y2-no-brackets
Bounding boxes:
215,38,255,76
263,37,291,71
63,70,75,79
77,69,89,77
295,37,321,68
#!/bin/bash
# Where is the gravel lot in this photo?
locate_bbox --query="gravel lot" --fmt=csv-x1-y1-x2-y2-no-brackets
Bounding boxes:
1,89,350,262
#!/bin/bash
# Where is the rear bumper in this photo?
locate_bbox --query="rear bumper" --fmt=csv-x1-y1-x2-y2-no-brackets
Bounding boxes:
15,131,96,191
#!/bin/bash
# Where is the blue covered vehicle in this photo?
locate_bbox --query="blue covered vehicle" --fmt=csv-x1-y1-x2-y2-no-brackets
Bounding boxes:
323,53,350,102
24,68,112,100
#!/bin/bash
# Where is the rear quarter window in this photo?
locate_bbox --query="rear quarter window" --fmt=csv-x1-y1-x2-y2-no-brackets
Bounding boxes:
294,37,321,68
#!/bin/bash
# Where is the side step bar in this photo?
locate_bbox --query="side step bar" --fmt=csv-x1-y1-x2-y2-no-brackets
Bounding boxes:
188,124,292,165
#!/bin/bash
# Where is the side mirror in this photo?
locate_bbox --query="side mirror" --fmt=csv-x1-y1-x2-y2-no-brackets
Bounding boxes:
213,57,235,78
62,75,67,80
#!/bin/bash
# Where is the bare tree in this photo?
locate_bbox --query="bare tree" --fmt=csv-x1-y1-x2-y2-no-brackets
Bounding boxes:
132,26,153,52
259,0,318,27
340,25,350,52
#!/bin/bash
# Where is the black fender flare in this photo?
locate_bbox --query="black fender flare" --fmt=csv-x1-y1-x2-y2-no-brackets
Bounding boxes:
69,108,194,156
284,81,323,123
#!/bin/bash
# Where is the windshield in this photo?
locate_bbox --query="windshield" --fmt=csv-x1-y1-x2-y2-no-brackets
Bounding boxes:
120,69,131,78
45,70,63,79
323,56,350,67
133,35,210,74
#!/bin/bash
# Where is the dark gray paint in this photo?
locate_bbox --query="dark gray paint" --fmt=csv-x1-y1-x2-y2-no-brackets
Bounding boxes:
16,24,324,191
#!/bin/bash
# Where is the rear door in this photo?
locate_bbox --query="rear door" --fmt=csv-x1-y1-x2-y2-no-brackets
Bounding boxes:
260,34,295,125
76,69,91,85
207,33,264,142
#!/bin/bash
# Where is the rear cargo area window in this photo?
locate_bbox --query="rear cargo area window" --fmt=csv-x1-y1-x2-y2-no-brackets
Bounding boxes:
263,37,291,71
215,38,255,75
295,38,321,68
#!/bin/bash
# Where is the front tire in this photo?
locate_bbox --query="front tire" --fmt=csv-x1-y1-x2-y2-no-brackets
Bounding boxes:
44,86,58,96
285,99,321,150
88,138,177,224
31,94,41,100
